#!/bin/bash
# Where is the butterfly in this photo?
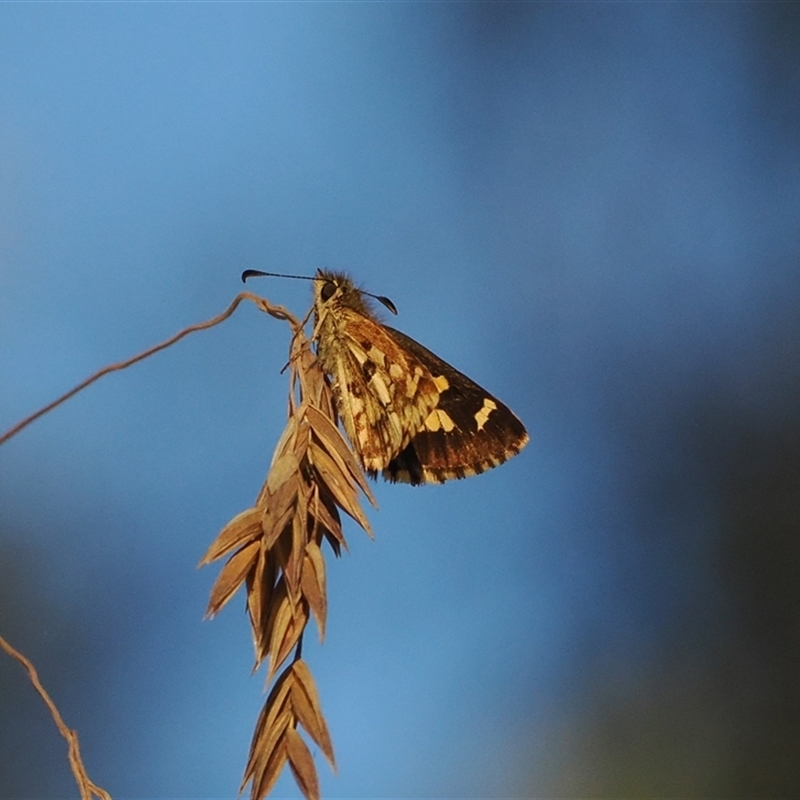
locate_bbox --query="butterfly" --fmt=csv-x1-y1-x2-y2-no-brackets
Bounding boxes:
305,270,528,485
243,269,527,484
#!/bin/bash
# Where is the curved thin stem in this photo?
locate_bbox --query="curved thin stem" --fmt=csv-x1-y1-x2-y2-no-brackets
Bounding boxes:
0,292,302,447
0,633,112,800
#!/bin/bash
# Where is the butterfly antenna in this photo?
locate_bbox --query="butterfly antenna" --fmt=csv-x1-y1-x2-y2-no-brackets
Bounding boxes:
371,294,397,315
241,269,397,315
241,270,316,283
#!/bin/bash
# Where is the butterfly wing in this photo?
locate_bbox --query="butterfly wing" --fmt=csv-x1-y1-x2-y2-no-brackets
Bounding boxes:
320,309,442,475
313,271,528,485
380,327,529,484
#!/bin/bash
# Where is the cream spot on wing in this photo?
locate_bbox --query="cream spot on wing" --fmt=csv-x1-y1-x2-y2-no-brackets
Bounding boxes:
351,345,369,365
437,409,456,432
368,346,386,368
350,396,365,415
474,398,497,431
389,362,404,380
424,409,441,432
407,366,424,398
433,374,450,392
424,408,456,433
388,411,403,440
370,373,392,406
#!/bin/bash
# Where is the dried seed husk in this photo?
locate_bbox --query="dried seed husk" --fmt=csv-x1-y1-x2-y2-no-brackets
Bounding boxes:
285,727,320,800
304,404,375,506
198,507,261,567
300,542,327,640
205,540,259,618
291,660,335,769
308,441,372,535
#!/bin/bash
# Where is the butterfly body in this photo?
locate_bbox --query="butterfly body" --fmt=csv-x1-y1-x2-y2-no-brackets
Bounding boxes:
312,270,528,485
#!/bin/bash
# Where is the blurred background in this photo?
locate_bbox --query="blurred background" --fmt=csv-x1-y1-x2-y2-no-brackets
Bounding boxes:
1,3,799,798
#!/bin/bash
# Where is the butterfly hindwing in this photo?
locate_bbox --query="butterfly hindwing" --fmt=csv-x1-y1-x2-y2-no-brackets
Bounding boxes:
379,327,529,484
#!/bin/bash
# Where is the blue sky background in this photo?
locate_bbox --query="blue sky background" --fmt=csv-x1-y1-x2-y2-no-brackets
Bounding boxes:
2,3,799,799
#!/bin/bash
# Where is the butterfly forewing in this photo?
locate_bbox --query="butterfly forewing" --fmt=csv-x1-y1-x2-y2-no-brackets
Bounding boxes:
315,296,441,474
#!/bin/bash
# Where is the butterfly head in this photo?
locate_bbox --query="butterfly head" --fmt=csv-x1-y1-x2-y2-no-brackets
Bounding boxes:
314,270,373,320
313,270,398,325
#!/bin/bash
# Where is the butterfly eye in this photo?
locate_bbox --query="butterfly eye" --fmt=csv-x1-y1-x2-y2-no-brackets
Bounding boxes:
320,281,337,302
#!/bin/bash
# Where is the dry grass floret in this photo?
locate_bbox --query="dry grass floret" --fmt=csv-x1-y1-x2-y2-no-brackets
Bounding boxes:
200,301,376,800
